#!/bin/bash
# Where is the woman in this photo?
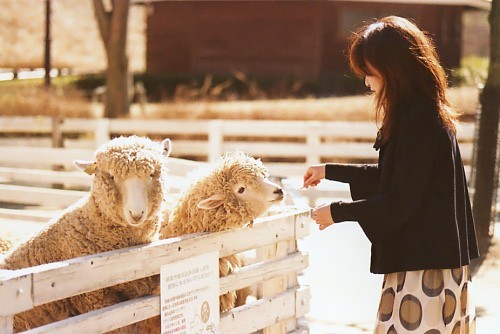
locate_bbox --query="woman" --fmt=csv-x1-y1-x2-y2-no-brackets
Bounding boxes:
303,16,479,333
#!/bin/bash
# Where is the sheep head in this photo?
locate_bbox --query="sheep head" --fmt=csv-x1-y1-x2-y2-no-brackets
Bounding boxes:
75,136,172,227
195,152,284,230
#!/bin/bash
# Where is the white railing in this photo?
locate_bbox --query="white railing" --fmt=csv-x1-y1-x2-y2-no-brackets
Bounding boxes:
0,208,311,334
0,116,476,212
0,116,475,177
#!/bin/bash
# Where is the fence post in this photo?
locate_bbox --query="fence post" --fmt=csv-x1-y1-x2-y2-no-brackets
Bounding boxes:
259,215,297,333
306,123,321,165
51,116,63,148
95,118,111,148
51,116,64,188
0,316,14,334
208,120,223,162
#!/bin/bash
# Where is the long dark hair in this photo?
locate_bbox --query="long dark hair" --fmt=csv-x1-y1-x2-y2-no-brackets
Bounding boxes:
348,16,460,142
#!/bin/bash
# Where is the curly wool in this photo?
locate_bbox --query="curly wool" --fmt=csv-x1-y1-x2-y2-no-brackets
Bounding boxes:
160,152,274,315
0,237,13,255
130,153,278,333
163,151,270,236
0,136,169,332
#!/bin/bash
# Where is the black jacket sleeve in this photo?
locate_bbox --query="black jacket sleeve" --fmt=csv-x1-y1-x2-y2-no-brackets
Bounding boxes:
329,113,441,244
325,163,379,200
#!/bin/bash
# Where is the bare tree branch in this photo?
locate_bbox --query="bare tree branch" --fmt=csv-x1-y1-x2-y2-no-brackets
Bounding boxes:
93,0,111,51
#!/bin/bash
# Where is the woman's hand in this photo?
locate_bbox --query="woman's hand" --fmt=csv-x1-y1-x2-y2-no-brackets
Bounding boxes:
303,164,326,189
312,203,334,230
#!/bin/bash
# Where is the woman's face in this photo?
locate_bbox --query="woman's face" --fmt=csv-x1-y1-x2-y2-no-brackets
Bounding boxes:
364,64,383,93
365,74,382,93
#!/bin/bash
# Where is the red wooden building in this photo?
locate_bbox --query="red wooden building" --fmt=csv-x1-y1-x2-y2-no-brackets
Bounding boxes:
145,0,490,82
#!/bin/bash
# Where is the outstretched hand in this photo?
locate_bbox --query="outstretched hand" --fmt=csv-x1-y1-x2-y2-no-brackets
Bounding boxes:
312,203,334,230
303,164,326,189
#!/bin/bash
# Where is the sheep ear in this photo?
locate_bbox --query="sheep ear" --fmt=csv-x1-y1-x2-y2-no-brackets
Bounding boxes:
162,138,172,157
74,160,97,175
197,192,225,210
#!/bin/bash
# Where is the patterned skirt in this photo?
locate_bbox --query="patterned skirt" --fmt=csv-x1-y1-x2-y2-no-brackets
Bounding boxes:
374,265,475,334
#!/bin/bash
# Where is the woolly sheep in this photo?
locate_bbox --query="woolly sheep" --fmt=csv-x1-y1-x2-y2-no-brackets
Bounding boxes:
0,136,171,332
134,152,284,333
161,151,284,312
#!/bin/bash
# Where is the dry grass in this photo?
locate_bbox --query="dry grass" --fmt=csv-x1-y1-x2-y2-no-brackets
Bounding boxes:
0,83,479,121
138,86,480,122
0,86,93,118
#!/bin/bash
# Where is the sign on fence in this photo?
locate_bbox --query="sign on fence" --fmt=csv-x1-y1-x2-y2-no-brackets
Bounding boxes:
161,251,220,334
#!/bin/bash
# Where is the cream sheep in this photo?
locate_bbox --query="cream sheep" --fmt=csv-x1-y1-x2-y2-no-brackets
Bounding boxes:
161,151,284,312
135,152,284,333
0,136,171,332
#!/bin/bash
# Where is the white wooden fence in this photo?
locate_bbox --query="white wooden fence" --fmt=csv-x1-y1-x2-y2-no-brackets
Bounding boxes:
0,208,312,334
0,116,475,208
0,116,476,176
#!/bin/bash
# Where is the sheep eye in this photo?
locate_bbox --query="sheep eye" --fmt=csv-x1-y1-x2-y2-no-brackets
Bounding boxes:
237,187,245,194
150,173,155,178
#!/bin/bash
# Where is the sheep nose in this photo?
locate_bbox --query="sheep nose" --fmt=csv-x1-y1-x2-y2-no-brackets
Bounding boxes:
274,188,283,195
129,210,144,221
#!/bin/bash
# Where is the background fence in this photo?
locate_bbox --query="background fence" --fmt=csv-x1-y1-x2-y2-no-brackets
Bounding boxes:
0,116,475,215
0,116,475,175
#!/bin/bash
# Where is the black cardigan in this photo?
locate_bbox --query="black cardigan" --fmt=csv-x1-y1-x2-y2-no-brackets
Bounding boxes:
327,106,479,274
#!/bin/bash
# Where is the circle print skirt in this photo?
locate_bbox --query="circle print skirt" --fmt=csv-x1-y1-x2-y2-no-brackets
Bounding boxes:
374,265,475,334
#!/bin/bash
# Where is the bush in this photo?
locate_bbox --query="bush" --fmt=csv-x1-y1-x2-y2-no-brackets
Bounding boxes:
449,56,489,88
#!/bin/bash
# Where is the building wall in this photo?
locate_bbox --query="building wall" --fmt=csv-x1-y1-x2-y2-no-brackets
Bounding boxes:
147,1,323,77
147,1,463,79
462,10,490,57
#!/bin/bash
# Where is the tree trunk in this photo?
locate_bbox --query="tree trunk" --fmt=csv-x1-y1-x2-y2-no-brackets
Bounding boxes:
473,0,500,256
93,0,130,118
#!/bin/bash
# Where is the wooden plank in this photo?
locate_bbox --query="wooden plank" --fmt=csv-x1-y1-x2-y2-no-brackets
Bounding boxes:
0,167,92,188
109,119,210,135
0,184,87,207
0,147,94,168
0,117,52,133
0,273,33,316
223,142,378,159
0,208,56,223
295,287,310,319
261,240,289,333
220,288,298,334
167,157,207,177
0,315,14,334
218,120,377,139
0,138,52,147
60,118,100,133
219,252,308,295
24,295,159,334
0,210,308,315
294,210,312,240
168,140,209,157
457,122,475,141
